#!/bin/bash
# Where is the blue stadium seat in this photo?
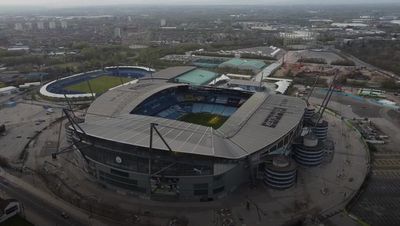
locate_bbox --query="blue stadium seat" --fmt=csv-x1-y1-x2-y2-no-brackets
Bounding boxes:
222,107,236,116
214,105,225,115
192,103,201,113
202,104,213,113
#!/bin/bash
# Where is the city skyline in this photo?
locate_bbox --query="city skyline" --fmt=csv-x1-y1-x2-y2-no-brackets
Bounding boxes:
0,0,399,7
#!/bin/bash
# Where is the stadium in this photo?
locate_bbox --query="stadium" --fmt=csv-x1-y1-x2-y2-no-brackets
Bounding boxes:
39,66,154,99
66,66,307,201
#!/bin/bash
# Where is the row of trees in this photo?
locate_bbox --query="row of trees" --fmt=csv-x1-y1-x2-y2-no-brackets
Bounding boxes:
297,58,327,64
331,59,356,66
340,40,400,76
135,43,201,68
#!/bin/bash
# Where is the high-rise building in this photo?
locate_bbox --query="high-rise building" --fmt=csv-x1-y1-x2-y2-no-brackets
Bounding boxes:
61,20,68,29
49,21,56,29
25,22,33,30
14,23,23,31
37,22,44,30
160,19,167,27
114,27,122,38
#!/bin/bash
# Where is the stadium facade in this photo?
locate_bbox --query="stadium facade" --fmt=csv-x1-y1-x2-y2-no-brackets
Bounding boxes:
40,66,153,99
66,66,307,202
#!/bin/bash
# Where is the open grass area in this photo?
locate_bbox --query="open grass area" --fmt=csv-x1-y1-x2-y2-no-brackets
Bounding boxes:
179,112,228,129
66,75,132,94
0,215,34,226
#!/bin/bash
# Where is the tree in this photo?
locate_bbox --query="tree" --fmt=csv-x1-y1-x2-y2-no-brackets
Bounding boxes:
0,156,10,168
381,78,400,90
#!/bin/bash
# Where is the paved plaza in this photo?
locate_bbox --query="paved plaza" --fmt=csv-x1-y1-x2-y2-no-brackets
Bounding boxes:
29,112,368,226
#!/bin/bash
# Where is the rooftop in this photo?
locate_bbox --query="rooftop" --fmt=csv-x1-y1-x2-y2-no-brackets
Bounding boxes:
0,86,18,93
145,66,195,80
81,82,305,159
219,58,267,70
174,69,219,86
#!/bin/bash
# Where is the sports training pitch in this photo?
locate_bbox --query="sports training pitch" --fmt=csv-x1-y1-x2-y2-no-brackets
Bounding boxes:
66,75,132,94
179,112,228,129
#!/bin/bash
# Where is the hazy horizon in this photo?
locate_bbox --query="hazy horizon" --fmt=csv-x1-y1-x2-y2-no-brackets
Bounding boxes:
0,0,399,8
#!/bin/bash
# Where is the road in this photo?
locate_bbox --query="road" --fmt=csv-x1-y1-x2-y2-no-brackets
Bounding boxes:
310,87,400,226
330,48,400,82
0,168,106,226
253,59,283,82
0,178,84,226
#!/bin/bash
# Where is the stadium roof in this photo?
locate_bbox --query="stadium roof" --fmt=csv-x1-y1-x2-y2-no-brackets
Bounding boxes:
0,86,18,93
144,66,195,80
81,82,305,159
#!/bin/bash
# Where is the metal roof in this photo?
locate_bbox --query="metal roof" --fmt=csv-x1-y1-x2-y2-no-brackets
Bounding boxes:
143,66,196,80
174,69,219,86
227,79,261,87
219,58,266,70
0,86,17,93
85,82,183,122
81,82,306,159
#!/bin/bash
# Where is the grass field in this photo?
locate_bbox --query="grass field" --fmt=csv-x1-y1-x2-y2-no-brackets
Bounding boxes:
179,112,228,129
66,75,132,94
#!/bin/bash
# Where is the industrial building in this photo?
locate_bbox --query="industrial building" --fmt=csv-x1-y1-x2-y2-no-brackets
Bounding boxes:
0,86,18,96
173,68,219,86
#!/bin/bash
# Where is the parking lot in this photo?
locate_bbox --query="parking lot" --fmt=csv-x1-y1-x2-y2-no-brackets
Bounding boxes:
0,100,61,163
309,87,400,226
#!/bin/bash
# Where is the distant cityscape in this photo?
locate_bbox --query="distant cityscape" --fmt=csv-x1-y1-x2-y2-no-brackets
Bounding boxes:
0,3,400,226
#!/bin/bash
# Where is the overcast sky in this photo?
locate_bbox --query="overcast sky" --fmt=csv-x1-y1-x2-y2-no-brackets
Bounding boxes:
0,0,398,7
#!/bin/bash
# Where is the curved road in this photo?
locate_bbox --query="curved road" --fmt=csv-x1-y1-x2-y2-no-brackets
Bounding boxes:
0,178,83,226
0,169,106,226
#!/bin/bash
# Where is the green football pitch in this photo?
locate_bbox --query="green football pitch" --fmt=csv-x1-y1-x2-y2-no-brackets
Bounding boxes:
179,112,228,129
66,75,132,94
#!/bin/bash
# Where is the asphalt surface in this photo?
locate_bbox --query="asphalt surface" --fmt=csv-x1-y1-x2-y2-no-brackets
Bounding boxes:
0,176,85,226
310,88,400,226
350,178,400,226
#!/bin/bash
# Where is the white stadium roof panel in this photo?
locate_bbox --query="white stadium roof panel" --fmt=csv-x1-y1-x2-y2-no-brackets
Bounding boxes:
78,76,305,159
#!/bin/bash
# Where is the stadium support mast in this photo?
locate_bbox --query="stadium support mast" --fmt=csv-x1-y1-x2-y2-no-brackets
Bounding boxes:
56,110,64,154
152,124,173,152
306,74,320,105
316,74,337,125
259,72,264,89
85,79,96,101
148,123,173,152
63,108,86,137
317,74,337,114
117,66,124,86
52,108,88,160
63,94,76,118
147,123,173,196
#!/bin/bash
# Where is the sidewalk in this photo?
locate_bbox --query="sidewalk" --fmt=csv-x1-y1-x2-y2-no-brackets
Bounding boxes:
48,113,369,226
